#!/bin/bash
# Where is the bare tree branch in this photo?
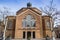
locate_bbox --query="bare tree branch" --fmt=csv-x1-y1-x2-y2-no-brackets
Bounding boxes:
41,0,60,27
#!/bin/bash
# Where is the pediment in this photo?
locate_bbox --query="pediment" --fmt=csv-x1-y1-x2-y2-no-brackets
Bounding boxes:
16,7,42,15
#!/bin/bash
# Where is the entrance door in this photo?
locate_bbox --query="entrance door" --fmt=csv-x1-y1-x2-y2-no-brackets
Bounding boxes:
27,32,31,39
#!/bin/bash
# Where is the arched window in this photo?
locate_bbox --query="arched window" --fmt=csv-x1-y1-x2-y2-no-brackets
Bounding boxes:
46,21,50,27
22,15,36,27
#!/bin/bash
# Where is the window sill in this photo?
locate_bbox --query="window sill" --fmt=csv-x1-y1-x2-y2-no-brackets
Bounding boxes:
22,27,35,29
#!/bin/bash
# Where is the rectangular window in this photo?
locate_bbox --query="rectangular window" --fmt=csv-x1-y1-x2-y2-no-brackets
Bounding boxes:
7,20,13,29
33,31,35,38
23,31,25,39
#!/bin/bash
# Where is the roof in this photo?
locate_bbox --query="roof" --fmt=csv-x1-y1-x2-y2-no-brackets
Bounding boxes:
5,16,16,20
16,7,42,15
6,16,16,18
54,25,60,30
42,15,52,18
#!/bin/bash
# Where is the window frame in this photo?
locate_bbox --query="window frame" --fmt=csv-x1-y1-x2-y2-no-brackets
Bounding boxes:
7,20,13,29
22,15,36,27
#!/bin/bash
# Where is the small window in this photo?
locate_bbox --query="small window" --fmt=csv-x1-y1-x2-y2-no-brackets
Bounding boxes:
47,21,50,27
7,20,13,29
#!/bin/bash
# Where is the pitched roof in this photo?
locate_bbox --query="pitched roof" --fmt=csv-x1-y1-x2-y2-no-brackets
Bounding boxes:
16,7,42,15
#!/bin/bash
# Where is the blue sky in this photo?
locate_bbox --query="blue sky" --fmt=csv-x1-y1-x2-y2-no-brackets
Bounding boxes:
0,0,60,26
0,0,60,13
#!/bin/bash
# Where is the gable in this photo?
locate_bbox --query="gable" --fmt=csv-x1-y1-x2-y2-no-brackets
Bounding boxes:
16,7,42,15
17,9,41,17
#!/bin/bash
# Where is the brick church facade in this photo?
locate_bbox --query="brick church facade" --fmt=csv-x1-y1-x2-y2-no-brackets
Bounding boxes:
5,3,53,39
